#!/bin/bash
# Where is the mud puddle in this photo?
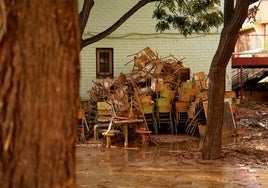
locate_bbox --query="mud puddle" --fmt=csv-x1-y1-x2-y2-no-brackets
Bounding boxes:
76,134,268,188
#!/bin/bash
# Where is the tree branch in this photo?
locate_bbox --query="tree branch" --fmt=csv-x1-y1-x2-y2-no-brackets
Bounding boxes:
81,0,158,49
79,0,94,37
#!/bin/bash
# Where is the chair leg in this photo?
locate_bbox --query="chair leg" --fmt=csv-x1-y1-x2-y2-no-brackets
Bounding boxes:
170,124,174,134
153,119,158,135
80,127,86,143
173,115,177,134
94,124,99,140
102,132,115,148
106,135,111,148
77,128,85,143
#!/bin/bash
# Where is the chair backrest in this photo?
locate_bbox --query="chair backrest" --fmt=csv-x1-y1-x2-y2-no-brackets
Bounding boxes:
192,71,207,89
142,105,154,114
193,71,206,81
179,88,198,102
175,102,189,112
77,109,84,119
224,91,236,101
181,81,193,90
156,98,172,113
140,95,153,105
224,91,237,114
160,89,175,100
156,98,170,106
155,78,171,93
97,102,111,116
77,109,84,127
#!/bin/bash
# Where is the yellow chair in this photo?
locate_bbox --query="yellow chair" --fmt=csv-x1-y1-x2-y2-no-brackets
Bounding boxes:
155,79,171,98
140,96,157,134
97,101,112,116
175,101,190,132
155,98,174,134
94,102,113,140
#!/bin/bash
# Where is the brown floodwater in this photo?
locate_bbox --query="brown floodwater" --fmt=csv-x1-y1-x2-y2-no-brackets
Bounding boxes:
76,136,268,188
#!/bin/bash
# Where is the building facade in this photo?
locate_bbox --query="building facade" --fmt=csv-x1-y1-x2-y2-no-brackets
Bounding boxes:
78,1,229,99
232,0,268,97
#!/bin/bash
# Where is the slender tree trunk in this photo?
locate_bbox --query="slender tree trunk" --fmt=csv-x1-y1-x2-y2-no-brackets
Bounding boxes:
202,0,249,159
79,0,94,37
0,1,80,187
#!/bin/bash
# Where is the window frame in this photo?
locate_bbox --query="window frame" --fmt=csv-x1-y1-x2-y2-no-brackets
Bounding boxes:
96,48,114,78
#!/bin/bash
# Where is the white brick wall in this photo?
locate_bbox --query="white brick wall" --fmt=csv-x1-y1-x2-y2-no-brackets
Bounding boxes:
78,0,231,99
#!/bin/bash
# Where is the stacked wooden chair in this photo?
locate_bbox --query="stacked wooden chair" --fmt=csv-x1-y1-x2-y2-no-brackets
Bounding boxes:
140,95,158,134
155,87,175,134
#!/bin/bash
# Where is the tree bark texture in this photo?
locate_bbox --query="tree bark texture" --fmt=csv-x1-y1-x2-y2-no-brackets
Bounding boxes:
0,1,80,187
202,0,249,159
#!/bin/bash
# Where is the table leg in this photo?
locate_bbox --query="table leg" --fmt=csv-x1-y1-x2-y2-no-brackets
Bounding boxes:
123,124,128,148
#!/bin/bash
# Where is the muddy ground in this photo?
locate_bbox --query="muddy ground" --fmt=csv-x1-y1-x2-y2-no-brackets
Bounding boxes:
76,102,268,187
167,100,268,167
81,102,268,166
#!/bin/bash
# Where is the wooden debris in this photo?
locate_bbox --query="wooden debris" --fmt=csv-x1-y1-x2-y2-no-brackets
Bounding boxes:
86,47,237,141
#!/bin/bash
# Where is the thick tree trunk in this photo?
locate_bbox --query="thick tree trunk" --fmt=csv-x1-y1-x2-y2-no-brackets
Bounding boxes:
202,0,249,159
0,1,80,187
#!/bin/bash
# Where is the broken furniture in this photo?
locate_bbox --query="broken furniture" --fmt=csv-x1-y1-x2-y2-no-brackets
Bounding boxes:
87,47,235,144
185,90,208,135
186,104,206,135
194,91,239,136
134,128,152,147
98,115,146,148
112,118,144,148
89,47,190,134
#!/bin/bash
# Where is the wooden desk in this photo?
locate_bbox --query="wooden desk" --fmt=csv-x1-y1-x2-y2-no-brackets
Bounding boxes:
113,119,144,148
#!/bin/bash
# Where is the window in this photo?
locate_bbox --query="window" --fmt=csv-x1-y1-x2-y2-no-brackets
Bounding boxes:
96,48,114,78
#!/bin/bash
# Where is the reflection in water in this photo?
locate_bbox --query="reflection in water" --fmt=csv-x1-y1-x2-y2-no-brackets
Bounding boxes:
76,138,268,188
